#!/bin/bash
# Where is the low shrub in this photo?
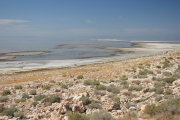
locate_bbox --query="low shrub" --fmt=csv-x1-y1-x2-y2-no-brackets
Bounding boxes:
31,101,38,107
124,102,135,109
155,87,164,94
106,85,120,94
132,80,141,85
15,98,26,103
94,90,106,96
165,89,173,95
77,75,84,79
128,85,143,91
154,82,165,88
43,85,51,90
0,104,5,113
84,79,93,86
14,85,23,89
89,110,114,120
120,75,128,80
88,101,102,109
14,112,24,119
112,96,120,103
0,96,9,102
29,90,37,95
144,103,158,116
66,111,88,120
61,84,68,89
123,91,132,96
139,71,147,75
95,84,107,90
138,75,148,78
155,95,162,101
49,96,61,103
2,107,18,117
156,65,161,68
80,96,91,105
163,71,172,76
164,77,176,83
49,80,56,83
120,80,129,88
22,93,29,99
34,94,47,101
1,90,11,96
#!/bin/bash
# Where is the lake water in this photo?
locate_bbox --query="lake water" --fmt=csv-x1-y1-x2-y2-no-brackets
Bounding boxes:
0,37,179,60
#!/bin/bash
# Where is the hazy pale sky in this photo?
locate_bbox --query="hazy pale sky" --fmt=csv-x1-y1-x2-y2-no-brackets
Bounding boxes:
0,0,180,40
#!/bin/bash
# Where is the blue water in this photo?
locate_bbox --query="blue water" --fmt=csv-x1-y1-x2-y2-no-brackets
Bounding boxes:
0,38,179,60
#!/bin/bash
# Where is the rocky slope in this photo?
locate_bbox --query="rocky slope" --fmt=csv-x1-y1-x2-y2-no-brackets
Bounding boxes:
0,50,180,120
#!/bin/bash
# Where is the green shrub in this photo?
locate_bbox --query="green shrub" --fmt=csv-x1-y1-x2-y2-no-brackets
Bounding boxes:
77,75,84,79
95,84,106,90
124,102,135,109
139,71,147,75
14,85,23,89
29,90,37,95
132,80,141,85
164,77,176,83
93,80,100,85
138,66,144,69
94,90,106,96
138,75,148,78
49,96,61,103
84,79,93,86
173,74,180,79
112,96,120,103
106,85,120,94
146,64,151,67
155,95,162,101
175,67,180,73
1,90,11,96
154,82,165,88
144,103,158,116
123,91,132,96
156,65,161,68
88,101,102,109
22,93,29,99
165,89,173,95
89,110,114,120
2,107,18,117
49,80,56,83
163,72,172,76
43,85,51,90
31,101,38,107
14,112,24,119
15,98,26,103
120,80,129,88
61,84,68,89
155,87,164,94
0,104,5,113
66,111,88,120
157,71,161,74
80,96,91,105
34,94,47,101
124,111,137,118
63,74,67,77
0,96,9,102
120,75,128,80
128,85,143,91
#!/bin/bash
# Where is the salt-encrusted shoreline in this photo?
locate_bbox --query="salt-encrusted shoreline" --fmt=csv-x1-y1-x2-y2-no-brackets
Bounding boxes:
0,51,51,60
0,42,180,74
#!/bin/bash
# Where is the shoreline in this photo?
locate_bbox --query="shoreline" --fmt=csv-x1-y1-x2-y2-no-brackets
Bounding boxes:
0,42,180,74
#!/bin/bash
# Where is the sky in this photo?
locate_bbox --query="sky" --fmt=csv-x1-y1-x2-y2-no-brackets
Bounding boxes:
0,0,180,40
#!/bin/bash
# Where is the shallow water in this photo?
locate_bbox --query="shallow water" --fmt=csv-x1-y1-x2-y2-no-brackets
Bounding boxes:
0,37,179,60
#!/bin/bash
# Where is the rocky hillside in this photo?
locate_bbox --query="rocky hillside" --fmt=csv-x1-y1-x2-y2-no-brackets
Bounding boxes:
0,50,180,120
